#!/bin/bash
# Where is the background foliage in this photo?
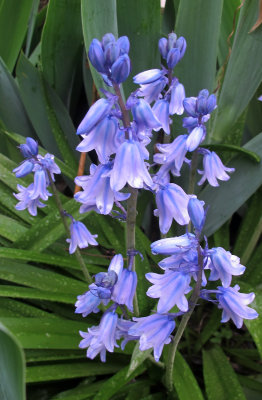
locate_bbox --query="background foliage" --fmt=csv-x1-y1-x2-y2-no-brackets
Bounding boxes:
0,0,262,399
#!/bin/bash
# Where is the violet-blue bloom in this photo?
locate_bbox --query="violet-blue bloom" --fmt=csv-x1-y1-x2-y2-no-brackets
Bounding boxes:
13,160,34,178
131,98,161,132
30,167,51,201
151,233,197,255
67,220,98,254
188,197,205,233
110,139,153,191
154,183,190,234
146,269,192,313
154,134,188,177
19,137,38,158
75,291,101,317
186,125,206,151
169,82,185,115
111,269,137,311
76,98,114,136
111,54,131,84
137,76,167,104
166,47,180,69
88,38,107,73
152,99,170,134
216,285,258,328
133,69,163,85
197,150,235,187
208,247,245,287
14,184,46,216
76,116,123,164
128,314,175,362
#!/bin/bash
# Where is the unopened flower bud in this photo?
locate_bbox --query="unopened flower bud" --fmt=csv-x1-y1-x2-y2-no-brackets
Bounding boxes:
188,197,205,232
111,54,130,83
88,39,107,73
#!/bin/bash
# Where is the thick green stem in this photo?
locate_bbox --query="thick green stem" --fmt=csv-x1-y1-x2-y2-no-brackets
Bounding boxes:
165,244,203,393
113,83,139,316
47,173,92,284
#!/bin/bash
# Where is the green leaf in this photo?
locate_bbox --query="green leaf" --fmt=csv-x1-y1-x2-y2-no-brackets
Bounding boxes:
0,58,35,138
0,215,27,241
0,0,34,71
194,308,221,353
203,346,246,400
127,342,151,378
25,0,40,57
117,0,161,95
0,286,75,304
173,351,204,400
175,0,223,95
51,379,107,399
41,0,83,106
93,364,146,400
0,317,88,350
201,132,262,237
0,259,87,295
0,322,26,400
26,361,122,383
203,143,260,163
210,0,262,142
218,0,240,66
81,0,118,94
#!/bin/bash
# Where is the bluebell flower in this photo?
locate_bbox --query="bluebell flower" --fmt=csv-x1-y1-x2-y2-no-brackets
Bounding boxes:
131,99,161,132
76,116,123,164
128,314,175,362
111,54,131,84
14,184,46,216
151,233,197,255
117,319,138,350
188,197,205,233
216,285,258,328
166,47,180,69
76,98,114,136
169,81,185,115
111,269,137,311
152,99,170,134
133,69,164,85
183,90,216,118
104,41,120,67
108,253,124,278
186,125,206,151
75,290,102,317
197,150,235,187
154,183,190,234
75,163,129,215
37,153,61,181
146,270,192,313
102,33,116,48
13,160,34,178
19,137,38,158
158,33,187,68
208,247,245,287
67,220,98,254
88,38,107,73
117,36,130,54
137,76,167,104
154,134,188,176
110,139,153,191
30,167,51,201
79,310,119,362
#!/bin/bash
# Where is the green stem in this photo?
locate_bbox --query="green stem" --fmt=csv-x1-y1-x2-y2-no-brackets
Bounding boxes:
165,244,203,393
187,150,198,195
113,83,139,316
47,172,92,284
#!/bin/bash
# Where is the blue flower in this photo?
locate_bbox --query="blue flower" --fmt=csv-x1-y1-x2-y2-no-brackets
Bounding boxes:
154,183,190,234
154,134,188,176
13,160,34,178
128,314,175,362
88,38,107,73
131,99,161,132
14,184,46,216
216,285,258,328
67,220,98,254
110,139,153,191
76,98,114,136
208,247,245,287
30,167,51,201
111,269,137,311
152,99,170,134
79,310,119,362
111,54,131,84
151,233,197,255
186,125,206,151
169,81,185,115
137,76,167,104
75,290,102,317
133,69,164,85
197,150,235,187
146,270,192,313
188,197,205,233
19,137,38,158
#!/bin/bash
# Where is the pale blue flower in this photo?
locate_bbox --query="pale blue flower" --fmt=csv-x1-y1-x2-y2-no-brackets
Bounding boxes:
14,184,46,216
131,99,161,132
169,82,185,115
198,150,235,187
67,220,98,254
208,248,245,287
154,134,188,175
76,98,114,136
188,197,205,233
128,314,175,362
111,269,137,311
152,99,170,134
133,69,163,85
151,233,197,255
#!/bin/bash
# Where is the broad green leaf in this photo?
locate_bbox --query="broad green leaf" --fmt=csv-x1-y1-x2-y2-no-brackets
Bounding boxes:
26,349,84,362
0,322,25,400
0,298,54,318
0,285,75,304
117,0,161,95
0,248,101,273
41,0,83,106
16,53,78,168
0,58,35,138
81,0,118,94
210,0,262,142
173,351,204,400
218,0,240,66
0,259,87,295
93,364,146,400
245,242,262,285
26,361,122,383
213,220,230,250
233,188,262,263
0,215,27,241
127,342,151,378
241,283,262,360
51,379,107,400
201,132,262,237
175,0,223,95
162,0,176,36
25,0,40,57
0,0,34,71
203,346,246,400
